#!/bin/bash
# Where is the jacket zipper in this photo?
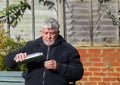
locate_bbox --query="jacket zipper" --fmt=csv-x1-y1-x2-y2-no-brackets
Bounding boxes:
42,47,50,85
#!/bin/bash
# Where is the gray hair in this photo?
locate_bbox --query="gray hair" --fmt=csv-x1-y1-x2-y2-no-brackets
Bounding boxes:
41,18,60,31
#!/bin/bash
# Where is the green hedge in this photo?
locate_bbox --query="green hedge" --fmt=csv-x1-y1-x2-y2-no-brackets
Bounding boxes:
0,29,27,71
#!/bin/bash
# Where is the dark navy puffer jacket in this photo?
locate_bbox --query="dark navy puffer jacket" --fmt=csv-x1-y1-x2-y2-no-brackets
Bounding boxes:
4,35,84,85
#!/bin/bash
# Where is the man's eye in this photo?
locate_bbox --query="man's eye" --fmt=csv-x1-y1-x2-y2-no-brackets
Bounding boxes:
44,32,48,34
50,32,56,35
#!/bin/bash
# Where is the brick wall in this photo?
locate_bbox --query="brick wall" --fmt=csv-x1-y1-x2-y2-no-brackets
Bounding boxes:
76,47,120,85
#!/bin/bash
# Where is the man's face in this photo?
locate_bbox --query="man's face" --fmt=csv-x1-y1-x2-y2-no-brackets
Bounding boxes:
41,27,59,46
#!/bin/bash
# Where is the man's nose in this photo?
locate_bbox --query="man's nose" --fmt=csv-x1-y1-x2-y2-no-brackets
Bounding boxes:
47,33,51,38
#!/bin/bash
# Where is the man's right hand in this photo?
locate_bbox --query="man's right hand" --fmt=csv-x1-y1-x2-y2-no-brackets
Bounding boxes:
14,53,27,62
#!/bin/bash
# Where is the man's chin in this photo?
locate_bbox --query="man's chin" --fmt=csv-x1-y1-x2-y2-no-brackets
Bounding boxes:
44,42,54,46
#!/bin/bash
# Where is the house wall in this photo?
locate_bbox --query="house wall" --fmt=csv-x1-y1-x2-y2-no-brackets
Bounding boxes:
76,47,120,85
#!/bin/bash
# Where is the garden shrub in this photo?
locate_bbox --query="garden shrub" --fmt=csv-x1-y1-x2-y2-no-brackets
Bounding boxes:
0,28,27,71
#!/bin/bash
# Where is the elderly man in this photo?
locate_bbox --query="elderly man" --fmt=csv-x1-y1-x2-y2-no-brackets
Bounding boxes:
5,18,84,85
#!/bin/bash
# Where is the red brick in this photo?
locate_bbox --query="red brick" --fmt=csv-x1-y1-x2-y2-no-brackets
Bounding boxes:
102,57,116,63
93,63,105,66
84,72,92,76
83,62,92,66
77,49,87,53
108,53,119,57
102,68,108,71
89,68,101,71
90,58,101,62
101,53,108,57
103,77,116,81
102,49,115,53
88,49,101,53
80,77,88,81
89,77,101,81
93,53,102,57
116,58,120,62
116,68,120,71
84,82,97,85
94,72,106,76
80,57,88,62
98,82,111,85
117,49,120,52
111,63,120,66
107,73,118,76
112,83,120,85
80,53,91,57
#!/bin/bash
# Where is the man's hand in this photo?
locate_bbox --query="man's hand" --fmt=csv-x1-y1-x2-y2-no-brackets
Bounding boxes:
44,60,58,70
14,53,27,62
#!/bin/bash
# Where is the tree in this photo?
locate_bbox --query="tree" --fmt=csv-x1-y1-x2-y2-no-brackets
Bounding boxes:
0,0,55,28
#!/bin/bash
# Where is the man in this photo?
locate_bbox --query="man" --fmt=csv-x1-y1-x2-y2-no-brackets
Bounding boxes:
4,18,84,85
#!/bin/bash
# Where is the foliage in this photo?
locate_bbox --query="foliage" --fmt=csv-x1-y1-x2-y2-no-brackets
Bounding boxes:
107,9,120,44
0,29,27,71
0,0,31,28
39,0,55,9
0,0,55,28
107,10,120,28
98,0,111,4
